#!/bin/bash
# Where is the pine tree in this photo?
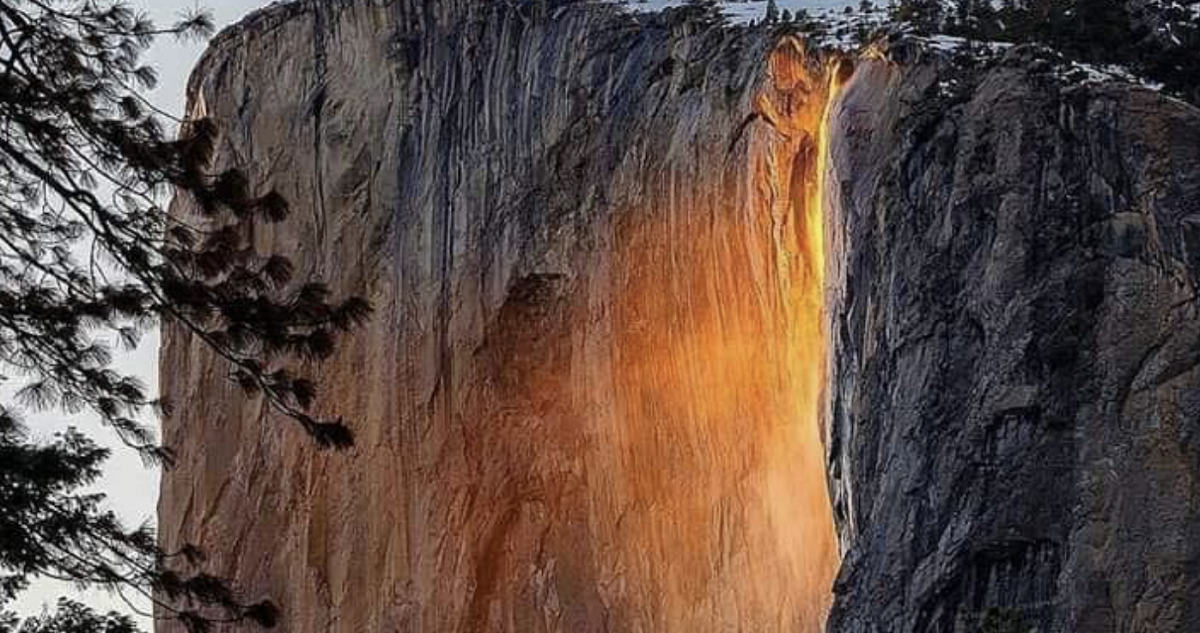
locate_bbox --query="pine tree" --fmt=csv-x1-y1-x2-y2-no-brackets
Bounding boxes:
0,0,370,630
951,0,1000,39
765,0,780,24
892,0,946,33
4,599,139,633
948,0,1200,103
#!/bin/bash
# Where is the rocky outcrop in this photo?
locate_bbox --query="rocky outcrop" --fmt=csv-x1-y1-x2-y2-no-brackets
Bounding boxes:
825,45,1200,632
161,3,839,632
159,2,1200,633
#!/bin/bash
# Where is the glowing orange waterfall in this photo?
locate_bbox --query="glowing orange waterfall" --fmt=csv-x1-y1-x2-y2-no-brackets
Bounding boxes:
757,41,845,631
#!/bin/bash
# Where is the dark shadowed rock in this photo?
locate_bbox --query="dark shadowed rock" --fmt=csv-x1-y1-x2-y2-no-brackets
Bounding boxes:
825,43,1200,633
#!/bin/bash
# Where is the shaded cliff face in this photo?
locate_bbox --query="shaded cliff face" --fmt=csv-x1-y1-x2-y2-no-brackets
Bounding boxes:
824,48,1200,632
160,2,1200,633
160,3,839,632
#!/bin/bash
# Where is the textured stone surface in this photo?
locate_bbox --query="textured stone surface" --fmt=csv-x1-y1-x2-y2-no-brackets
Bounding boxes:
160,2,839,632
824,45,1200,633
159,2,1200,632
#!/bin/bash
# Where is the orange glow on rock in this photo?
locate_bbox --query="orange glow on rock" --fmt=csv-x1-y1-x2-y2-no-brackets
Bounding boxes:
759,41,843,631
603,38,843,632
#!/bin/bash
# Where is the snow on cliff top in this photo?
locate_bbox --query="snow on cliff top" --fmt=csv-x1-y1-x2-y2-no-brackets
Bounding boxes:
613,0,888,48
615,0,859,23
611,0,1183,97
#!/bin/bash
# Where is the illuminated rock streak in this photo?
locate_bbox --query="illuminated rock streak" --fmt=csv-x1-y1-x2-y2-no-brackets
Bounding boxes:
604,38,842,632
757,39,844,631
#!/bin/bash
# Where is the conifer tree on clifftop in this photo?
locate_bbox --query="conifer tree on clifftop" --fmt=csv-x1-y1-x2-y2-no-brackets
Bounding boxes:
896,0,1200,104
0,1,369,631
892,0,948,32
764,0,780,23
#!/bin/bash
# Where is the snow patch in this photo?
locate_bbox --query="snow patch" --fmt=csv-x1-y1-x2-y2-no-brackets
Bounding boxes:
1060,62,1165,91
612,0,893,50
614,0,859,24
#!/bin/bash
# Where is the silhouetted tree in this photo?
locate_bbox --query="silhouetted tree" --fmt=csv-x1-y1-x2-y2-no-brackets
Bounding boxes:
765,0,780,23
0,0,369,630
892,0,947,32
3,600,139,633
936,0,1200,104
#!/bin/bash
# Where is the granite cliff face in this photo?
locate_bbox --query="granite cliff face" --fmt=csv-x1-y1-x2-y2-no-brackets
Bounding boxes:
824,47,1200,632
161,2,839,632
159,2,1200,632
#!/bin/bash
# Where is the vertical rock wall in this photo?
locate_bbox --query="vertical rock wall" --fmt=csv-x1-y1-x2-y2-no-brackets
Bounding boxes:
160,2,1200,632
825,47,1200,633
160,2,839,632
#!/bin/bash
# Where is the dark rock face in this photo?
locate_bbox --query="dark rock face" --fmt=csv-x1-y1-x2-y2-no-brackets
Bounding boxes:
825,48,1200,633
159,2,1200,633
